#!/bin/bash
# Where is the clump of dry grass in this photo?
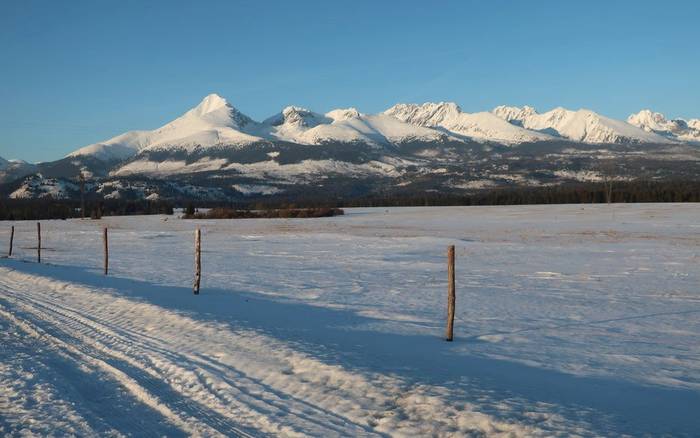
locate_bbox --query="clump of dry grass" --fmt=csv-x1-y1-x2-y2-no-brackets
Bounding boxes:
183,207,344,220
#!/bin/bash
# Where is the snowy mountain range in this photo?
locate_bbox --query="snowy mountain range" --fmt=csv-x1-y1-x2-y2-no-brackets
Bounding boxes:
491,106,673,144
385,102,554,144
67,94,697,168
69,94,456,164
627,109,700,144
2,93,698,200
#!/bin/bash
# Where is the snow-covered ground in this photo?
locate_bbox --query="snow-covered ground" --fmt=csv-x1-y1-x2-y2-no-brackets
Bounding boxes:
1,204,699,436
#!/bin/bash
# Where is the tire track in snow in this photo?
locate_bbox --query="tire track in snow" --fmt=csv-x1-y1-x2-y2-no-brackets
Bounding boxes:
0,265,550,437
0,290,340,437
0,305,220,437
0,269,384,436
4,289,369,436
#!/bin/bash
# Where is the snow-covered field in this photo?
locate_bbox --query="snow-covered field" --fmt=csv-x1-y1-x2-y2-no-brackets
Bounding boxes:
1,204,699,436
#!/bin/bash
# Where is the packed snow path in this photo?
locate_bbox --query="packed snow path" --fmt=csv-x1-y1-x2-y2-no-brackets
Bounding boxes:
1,204,699,436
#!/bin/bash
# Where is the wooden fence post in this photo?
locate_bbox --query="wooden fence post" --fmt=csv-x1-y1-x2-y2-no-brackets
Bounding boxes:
193,228,201,294
37,222,41,263
445,245,456,341
103,227,109,275
8,226,13,257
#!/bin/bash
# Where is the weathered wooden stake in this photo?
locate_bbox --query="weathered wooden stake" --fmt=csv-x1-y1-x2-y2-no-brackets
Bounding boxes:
79,173,86,219
445,245,456,341
8,225,14,257
193,228,201,294
103,227,109,275
37,222,41,263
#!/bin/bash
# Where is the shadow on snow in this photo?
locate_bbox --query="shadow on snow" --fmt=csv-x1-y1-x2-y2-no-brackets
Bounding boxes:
2,258,698,436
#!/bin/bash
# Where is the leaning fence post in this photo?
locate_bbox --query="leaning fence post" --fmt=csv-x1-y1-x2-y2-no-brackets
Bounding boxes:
193,228,201,294
8,226,14,257
37,222,41,263
445,245,456,341
103,227,109,275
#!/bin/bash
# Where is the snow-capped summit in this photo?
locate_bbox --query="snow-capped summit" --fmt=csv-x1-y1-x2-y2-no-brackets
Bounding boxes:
263,106,330,128
0,156,38,183
385,102,554,144
491,105,538,125
325,108,361,122
256,106,335,143
69,94,264,161
257,105,448,146
191,93,229,115
492,105,672,144
153,93,256,139
627,109,669,132
385,102,462,127
627,109,700,143
0,157,33,169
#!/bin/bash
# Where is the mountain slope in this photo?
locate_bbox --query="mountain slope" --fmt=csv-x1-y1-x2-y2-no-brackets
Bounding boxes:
492,106,672,144
252,106,454,147
68,131,155,161
69,94,265,162
627,109,700,144
0,156,38,184
139,94,263,152
384,102,555,144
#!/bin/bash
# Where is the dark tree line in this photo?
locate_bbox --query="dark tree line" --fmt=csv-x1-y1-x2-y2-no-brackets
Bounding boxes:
338,180,700,208
219,180,700,210
1,180,698,220
0,199,174,221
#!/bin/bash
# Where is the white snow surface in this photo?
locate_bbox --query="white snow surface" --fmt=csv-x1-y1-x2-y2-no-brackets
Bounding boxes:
2,205,699,437
492,105,673,144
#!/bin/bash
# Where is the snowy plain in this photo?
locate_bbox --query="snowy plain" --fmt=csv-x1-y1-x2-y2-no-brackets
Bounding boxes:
1,204,699,437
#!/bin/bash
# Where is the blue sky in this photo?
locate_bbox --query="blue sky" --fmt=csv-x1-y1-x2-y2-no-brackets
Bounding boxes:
1,0,698,162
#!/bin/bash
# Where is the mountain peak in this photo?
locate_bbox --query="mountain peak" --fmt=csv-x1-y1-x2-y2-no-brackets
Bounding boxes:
192,93,231,116
627,109,668,130
492,105,538,122
386,102,553,144
325,108,361,121
628,109,700,143
264,106,329,128
384,102,462,127
281,106,315,122
177,93,254,131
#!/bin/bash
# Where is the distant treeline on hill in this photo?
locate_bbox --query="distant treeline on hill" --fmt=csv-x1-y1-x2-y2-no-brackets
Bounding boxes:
0,199,174,221
217,180,700,210
0,180,698,220
337,180,700,208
